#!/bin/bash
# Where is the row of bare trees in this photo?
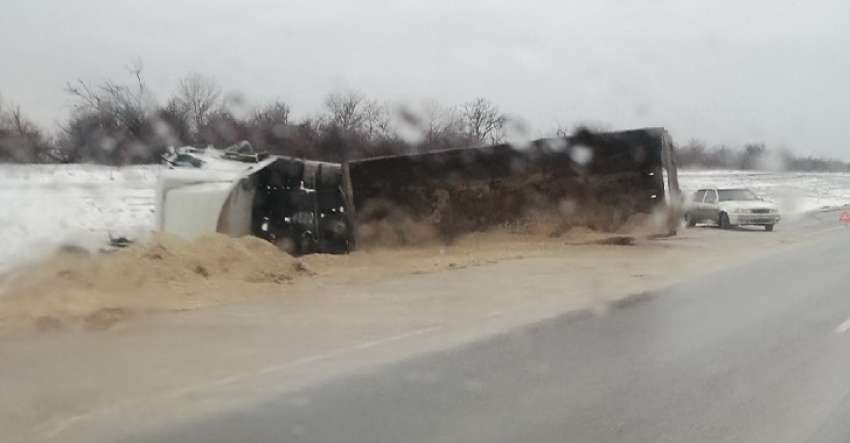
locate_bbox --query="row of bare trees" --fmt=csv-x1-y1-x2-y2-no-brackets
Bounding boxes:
4,62,847,171
0,62,512,165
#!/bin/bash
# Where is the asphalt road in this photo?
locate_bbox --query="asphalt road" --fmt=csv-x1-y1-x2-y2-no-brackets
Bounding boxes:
128,229,850,443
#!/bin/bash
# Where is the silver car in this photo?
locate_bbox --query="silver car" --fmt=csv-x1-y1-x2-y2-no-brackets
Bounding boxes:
684,188,781,231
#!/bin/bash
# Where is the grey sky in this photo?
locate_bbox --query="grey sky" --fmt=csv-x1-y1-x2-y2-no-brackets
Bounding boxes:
1,0,848,157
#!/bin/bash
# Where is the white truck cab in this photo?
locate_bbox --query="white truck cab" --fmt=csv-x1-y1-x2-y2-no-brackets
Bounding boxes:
155,143,350,254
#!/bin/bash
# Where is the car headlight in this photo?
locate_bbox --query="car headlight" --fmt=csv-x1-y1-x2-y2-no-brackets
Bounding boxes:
734,208,749,213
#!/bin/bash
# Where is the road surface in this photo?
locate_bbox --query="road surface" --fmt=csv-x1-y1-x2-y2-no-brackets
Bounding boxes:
120,228,850,442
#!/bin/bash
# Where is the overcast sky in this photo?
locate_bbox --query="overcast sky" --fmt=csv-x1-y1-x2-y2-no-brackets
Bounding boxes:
1,0,848,157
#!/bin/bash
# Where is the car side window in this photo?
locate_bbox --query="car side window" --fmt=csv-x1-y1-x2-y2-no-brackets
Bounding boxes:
704,190,718,204
693,190,707,202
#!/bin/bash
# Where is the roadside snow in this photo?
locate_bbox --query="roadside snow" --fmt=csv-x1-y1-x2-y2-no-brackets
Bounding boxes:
0,165,159,273
2,165,850,273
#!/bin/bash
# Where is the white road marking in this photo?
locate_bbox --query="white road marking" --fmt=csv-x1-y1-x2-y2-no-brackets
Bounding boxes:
836,318,850,334
43,324,445,439
478,308,512,319
476,304,537,320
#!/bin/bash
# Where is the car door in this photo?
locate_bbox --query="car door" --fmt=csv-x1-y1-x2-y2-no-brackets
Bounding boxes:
703,189,720,222
690,190,707,221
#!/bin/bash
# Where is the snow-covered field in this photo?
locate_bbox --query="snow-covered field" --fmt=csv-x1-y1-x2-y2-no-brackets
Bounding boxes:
1,165,850,273
0,165,159,273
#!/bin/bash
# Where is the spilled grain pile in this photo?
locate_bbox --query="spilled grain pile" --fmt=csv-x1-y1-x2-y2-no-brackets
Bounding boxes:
0,233,312,333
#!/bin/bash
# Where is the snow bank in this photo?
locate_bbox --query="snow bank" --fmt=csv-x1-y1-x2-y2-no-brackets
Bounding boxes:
0,165,159,273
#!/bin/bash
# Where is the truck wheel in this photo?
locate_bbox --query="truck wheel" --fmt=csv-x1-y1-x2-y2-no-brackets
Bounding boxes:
684,213,696,227
764,224,774,232
719,212,731,230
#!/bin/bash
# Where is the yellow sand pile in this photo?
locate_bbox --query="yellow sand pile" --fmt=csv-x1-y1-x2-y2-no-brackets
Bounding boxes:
0,233,310,333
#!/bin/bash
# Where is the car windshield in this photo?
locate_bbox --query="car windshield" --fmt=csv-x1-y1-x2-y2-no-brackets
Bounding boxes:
6,2,850,442
718,189,759,202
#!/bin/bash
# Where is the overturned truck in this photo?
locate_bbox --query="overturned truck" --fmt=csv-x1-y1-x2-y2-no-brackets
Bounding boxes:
156,128,680,254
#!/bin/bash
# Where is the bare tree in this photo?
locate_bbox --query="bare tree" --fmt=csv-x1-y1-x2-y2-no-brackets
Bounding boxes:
460,97,509,144
247,100,293,151
62,61,179,164
361,100,393,140
250,100,291,127
553,122,570,138
65,59,151,136
168,72,222,133
413,100,469,151
323,89,366,134
1,102,36,136
318,89,399,160
0,93,55,162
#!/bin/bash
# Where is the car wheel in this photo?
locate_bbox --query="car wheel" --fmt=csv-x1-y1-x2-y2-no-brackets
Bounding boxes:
764,224,774,232
684,213,696,227
719,212,731,230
